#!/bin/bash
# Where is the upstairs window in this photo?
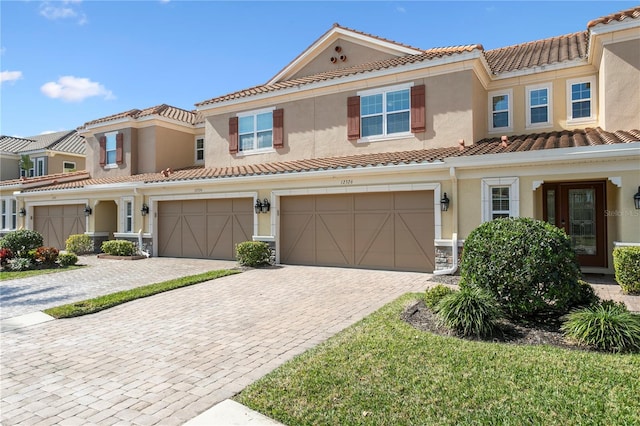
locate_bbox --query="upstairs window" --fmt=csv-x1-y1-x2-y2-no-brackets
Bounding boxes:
34,157,46,176
526,83,552,128
229,108,283,154
195,137,205,162
567,77,596,123
348,83,425,142
488,89,512,132
63,161,76,172
99,132,123,167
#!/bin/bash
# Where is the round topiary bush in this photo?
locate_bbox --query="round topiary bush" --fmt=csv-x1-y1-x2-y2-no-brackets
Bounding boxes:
0,229,44,258
460,217,582,319
65,234,94,255
101,240,136,256
236,241,272,267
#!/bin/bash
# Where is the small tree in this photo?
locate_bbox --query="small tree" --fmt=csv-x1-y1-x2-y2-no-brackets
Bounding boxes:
19,155,33,177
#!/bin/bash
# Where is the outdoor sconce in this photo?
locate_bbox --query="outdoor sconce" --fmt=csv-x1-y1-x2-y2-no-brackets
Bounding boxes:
441,193,450,212
634,186,640,210
255,198,271,214
18,207,26,217
84,205,92,216
141,204,150,216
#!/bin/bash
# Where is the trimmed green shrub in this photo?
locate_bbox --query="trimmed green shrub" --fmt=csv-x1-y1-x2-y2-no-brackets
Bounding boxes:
561,301,640,353
65,234,94,255
460,217,582,318
34,246,59,265
8,257,32,271
236,241,271,267
0,229,44,258
101,240,136,256
575,279,600,308
434,286,502,337
58,252,79,267
424,284,457,309
613,247,640,294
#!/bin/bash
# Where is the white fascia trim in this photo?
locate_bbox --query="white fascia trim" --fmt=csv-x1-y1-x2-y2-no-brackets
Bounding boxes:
140,160,449,189
25,198,88,207
199,50,483,112
491,58,588,81
445,142,640,168
135,115,198,129
589,19,640,37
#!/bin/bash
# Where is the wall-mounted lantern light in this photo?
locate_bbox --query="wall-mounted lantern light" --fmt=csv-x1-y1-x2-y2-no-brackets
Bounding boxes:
255,198,271,214
441,193,450,212
19,207,26,217
84,205,92,216
634,186,640,210
141,203,150,216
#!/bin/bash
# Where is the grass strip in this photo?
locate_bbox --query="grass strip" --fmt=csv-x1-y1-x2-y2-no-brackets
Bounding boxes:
235,293,640,426
0,265,84,281
44,269,240,318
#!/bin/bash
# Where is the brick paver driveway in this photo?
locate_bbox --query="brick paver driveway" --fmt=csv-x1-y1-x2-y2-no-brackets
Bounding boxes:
1,264,432,425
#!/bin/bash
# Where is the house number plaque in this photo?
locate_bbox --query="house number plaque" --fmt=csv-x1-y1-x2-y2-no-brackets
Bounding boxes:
340,179,353,185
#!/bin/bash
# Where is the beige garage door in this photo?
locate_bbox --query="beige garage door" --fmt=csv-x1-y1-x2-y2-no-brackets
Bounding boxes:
158,199,253,260
34,205,86,249
280,191,435,272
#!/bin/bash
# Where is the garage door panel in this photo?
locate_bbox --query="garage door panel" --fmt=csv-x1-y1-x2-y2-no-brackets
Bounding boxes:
158,198,252,260
316,213,353,265
34,205,85,249
281,191,434,272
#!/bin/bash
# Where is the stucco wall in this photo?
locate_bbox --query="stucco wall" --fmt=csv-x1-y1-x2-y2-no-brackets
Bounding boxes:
47,154,85,174
1,156,20,180
86,128,138,179
601,39,640,131
155,127,196,172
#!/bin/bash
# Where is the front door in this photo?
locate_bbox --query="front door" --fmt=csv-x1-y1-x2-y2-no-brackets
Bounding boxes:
543,181,607,268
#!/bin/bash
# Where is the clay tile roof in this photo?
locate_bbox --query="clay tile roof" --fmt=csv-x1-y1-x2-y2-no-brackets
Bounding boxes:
0,170,91,188
196,45,481,107
484,31,588,74
454,128,640,157
587,6,640,28
82,104,198,128
0,130,85,155
331,23,429,53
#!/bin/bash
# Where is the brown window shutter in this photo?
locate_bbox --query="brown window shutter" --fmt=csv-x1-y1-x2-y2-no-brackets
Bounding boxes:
411,85,426,133
99,136,106,166
229,116,238,154
116,133,124,164
273,109,284,148
347,96,360,140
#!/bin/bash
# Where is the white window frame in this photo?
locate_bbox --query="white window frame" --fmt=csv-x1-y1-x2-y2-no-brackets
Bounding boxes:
566,76,596,124
194,136,205,163
237,107,276,155
121,197,134,233
357,82,413,142
34,157,46,177
105,131,118,166
488,89,513,133
481,177,519,222
63,161,76,172
1,198,17,231
526,82,553,129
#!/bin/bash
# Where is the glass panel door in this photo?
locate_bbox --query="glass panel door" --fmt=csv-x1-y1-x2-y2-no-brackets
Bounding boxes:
568,188,596,256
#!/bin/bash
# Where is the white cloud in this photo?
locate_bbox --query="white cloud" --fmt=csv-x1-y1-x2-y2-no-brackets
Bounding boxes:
0,70,23,85
39,1,88,25
41,76,115,102
396,6,406,13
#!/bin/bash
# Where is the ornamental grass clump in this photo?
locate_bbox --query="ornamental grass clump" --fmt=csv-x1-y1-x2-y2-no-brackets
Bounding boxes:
433,286,502,337
460,217,582,319
561,300,640,353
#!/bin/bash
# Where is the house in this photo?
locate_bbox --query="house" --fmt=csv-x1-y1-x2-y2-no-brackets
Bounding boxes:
0,130,86,238
4,6,639,274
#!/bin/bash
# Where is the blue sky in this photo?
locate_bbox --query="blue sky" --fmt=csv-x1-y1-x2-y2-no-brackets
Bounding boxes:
1,1,635,137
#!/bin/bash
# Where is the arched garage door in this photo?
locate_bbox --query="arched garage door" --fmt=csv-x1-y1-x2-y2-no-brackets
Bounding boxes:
157,198,253,260
280,191,435,272
34,205,86,249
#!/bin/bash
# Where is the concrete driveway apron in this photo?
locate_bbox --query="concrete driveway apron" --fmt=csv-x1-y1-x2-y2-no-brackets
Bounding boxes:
1,264,432,425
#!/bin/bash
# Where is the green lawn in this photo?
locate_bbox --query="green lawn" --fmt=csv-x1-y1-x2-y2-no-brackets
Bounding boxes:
235,294,640,425
44,269,241,318
0,265,84,281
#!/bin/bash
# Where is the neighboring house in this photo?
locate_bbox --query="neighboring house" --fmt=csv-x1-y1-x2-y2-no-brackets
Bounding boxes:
0,130,86,238
6,7,639,275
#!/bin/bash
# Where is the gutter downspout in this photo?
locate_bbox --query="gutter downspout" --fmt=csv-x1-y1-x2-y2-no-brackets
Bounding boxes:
433,166,459,275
